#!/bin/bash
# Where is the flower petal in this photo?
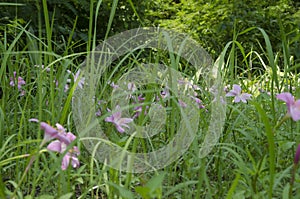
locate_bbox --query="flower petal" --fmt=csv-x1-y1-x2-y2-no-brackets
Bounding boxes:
66,132,76,142
105,115,114,123
40,122,58,141
61,154,70,170
116,125,125,133
276,92,294,105
290,100,300,121
71,156,80,168
234,96,241,103
47,140,62,152
240,93,252,103
232,84,242,94
56,123,65,133
119,118,133,124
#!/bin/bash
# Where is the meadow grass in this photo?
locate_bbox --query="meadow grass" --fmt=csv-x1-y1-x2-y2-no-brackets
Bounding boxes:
1,1,300,199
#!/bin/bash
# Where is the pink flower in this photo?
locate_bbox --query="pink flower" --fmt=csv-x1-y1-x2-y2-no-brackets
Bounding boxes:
39,122,71,145
126,82,137,99
29,119,80,170
95,109,102,117
178,99,187,108
131,95,148,118
277,92,300,121
105,105,133,133
190,96,205,108
110,82,119,89
61,147,80,170
226,84,252,103
160,88,170,99
127,82,137,92
10,71,26,95
133,105,149,119
73,70,85,89
66,70,85,90
47,132,80,170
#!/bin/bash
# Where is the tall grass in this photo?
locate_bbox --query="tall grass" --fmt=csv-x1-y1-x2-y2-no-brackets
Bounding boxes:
0,1,300,199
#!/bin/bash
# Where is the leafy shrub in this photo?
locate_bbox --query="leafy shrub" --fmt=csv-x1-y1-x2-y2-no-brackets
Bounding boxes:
144,0,300,62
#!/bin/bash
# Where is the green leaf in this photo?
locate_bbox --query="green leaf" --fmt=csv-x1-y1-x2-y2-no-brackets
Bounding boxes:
253,102,275,199
0,3,24,6
226,173,241,199
145,172,166,193
107,182,135,199
36,195,54,199
135,186,151,199
282,183,290,199
135,172,166,198
58,193,73,199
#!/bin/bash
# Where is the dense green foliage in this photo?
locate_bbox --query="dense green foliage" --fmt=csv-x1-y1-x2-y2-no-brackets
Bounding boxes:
0,0,146,53
1,0,299,60
1,0,300,198
144,0,300,60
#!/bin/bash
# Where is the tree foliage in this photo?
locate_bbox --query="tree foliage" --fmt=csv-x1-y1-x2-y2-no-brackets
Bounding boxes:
144,0,300,60
0,0,299,61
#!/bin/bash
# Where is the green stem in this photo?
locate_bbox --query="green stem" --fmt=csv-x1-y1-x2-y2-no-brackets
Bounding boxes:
11,149,47,198
289,163,297,198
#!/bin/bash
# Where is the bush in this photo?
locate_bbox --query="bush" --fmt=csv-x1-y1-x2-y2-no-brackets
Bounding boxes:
144,0,300,62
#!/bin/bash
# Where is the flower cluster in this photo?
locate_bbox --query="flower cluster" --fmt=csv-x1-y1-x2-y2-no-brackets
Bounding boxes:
97,79,207,133
30,119,80,170
9,71,26,96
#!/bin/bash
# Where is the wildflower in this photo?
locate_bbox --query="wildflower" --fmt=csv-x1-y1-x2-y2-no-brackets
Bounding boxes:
127,82,137,92
226,84,251,103
132,95,148,118
209,85,226,104
47,132,80,170
133,105,149,119
65,70,85,92
29,119,71,145
178,99,187,108
160,87,170,99
109,81,119,89
67,70,85,89
34,65,51,72
95,109,102,117
73,70,85,89
61,146,80,170
29,119,80,170
105,105,133,133
40,122,72,145
64,84,70,92
189,96,206,108
55,79,59,87
29,119,60,143
137,95,145,102
276,92,300,121
126,82,137,99
9,71,26,95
